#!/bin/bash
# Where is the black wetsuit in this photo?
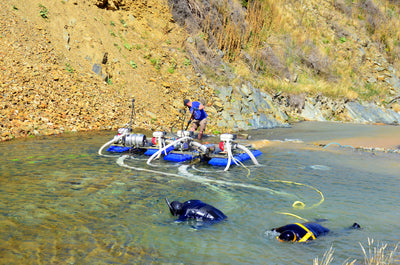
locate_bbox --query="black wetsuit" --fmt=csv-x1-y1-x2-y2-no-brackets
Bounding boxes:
273,222,330,242
168,199,227,223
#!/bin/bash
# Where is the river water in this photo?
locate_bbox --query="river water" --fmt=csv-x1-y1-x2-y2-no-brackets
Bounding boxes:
0,122,399,264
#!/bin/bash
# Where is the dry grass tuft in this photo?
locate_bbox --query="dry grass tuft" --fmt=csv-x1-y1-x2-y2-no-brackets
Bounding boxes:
360,238,399,265
313,246,335,265
315,238,400,265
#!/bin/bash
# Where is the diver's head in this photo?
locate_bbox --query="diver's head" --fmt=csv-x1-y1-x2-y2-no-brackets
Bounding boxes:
278,230,297,242
351,223,361,229
165,198,183,216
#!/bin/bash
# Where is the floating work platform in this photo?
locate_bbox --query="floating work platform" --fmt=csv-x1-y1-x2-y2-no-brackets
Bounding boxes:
163,151,200,162
143,146,175,156
101,128,262,171
208,149,262,166
106,145,132,153
106,145,199,163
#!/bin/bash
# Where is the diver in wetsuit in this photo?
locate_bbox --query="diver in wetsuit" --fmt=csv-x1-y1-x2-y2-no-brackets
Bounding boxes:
272,222,360,242
165,198,227,223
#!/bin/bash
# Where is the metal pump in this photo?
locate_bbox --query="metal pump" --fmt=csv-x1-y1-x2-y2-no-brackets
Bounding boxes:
176,130,191,138
220,133,237,150
152,131,167,146
98,98,149,155
111,128,147,148
219,133,259,171
112,98,148,148
190,141,215,155
125,134,147,147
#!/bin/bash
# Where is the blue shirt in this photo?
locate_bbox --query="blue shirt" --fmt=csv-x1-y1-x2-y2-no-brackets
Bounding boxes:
190,101,207,120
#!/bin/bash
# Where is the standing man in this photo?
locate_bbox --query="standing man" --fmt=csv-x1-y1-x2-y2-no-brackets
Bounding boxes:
183,99,207,140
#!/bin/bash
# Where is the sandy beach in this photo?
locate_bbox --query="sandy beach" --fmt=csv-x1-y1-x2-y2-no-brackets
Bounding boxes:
249,122,400,152
318,135,400,150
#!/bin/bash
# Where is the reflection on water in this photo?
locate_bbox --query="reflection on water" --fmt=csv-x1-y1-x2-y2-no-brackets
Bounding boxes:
1,123,399,265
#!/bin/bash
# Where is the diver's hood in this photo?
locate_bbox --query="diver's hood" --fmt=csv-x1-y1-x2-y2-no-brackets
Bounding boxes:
165,198,183,216
278,230,297,242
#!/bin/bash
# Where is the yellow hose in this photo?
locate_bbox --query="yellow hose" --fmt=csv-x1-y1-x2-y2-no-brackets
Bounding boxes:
269,179,325,209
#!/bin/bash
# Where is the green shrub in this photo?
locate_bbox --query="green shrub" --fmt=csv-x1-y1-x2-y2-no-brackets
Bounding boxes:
65,63,74,73
129,61,137,69
150,58,160,70
39,4,48,19
183,58,191,66
124,43,132,51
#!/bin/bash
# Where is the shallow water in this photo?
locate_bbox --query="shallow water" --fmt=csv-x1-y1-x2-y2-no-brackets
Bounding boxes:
0,122,399,264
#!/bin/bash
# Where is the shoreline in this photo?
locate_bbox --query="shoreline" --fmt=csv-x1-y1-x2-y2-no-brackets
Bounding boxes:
249,122,400,154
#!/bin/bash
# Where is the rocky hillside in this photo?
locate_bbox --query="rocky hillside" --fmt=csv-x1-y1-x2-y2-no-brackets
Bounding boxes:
1,0,400,141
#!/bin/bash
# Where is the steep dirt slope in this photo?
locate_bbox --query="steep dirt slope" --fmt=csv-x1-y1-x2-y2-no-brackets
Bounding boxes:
0,0,218,141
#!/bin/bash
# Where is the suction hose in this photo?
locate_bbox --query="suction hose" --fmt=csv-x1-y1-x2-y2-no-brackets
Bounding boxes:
156,139,164,159
237,144,259,165
146,136,192,165
224,141,234,171
98,133,127,156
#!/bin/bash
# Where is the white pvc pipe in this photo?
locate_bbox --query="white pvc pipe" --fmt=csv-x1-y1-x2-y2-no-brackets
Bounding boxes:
117,156,294,197
146,136,192,165
237,144,259,165
230,144,240,166
163,139,175,154
156,139,163,158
